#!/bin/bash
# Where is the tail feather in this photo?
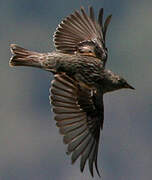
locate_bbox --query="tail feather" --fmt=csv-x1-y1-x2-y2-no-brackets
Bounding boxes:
9,44,43,67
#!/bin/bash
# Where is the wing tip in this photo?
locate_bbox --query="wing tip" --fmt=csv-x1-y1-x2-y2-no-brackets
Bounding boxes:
54,6,112,53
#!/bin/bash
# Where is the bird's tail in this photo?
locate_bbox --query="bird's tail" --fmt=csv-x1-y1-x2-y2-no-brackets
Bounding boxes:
9,44,44,68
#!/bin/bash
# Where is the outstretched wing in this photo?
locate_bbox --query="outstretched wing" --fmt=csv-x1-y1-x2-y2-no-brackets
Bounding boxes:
50,73,104,177
53,6,112,66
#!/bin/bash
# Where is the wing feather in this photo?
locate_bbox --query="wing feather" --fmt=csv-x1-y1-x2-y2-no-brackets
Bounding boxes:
53,6,112,65
50,73,104,176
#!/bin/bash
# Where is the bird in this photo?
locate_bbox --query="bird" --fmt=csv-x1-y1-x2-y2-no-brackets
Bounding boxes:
9,6,134,177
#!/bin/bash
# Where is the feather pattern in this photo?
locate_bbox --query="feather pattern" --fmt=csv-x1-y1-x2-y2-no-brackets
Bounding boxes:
50,73,104,176
53,7,112,65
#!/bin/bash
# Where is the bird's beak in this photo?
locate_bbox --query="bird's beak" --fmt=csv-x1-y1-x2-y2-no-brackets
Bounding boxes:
125,83,135,90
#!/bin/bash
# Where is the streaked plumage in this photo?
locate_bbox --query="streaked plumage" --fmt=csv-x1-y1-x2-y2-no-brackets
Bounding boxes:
9,6,134,177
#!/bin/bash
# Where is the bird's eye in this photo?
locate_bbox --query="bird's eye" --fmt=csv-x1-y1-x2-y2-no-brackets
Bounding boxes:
119,79,126,84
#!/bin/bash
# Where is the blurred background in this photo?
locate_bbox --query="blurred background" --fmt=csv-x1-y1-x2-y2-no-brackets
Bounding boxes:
1,0,152,179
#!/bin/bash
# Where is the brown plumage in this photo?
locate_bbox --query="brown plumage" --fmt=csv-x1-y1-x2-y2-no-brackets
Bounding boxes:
9,6,134,177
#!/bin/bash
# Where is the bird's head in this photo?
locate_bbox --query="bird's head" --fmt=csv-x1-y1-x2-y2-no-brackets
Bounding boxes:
103,70,135,93
116,77,135,90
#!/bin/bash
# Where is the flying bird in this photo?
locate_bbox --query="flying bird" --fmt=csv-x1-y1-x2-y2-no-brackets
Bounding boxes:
9,6,134,177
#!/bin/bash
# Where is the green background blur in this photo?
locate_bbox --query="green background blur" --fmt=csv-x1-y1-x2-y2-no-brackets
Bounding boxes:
1,0,152,179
